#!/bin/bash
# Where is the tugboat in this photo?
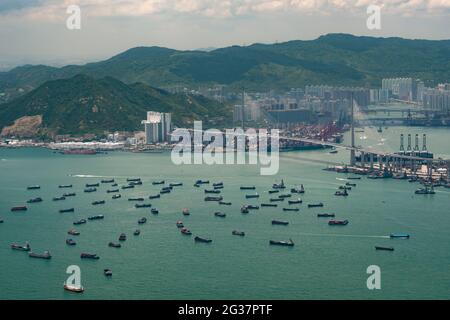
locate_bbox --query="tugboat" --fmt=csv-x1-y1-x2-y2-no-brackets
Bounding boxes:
68,229,80,236
272,180,286,189
240,186,256,190
219,201,232,205
59,184,73,189
138,217,147,224
92,200,106,205
335,189,349,197
86,183,100,188
415,186,435,195
232,230,245,237
118,233,127,241
194,236,212,243
204,196,223,202
133,229,141,236
181,228,192,235
288,199,302,205
182,208,190,216
245,193,259,199
29,251,52,259
59,208,75,213
176,221,184,228
108,242,121,248
104,269,113,277
291,185,305,194
66,239,76,246
80,253,99,259
135,203,152,208
64,284,84,293
214,212,226,218
149,194,161,199
27,197,43,203
151,208,159,214
53,196,66,201
63,192,76,197
272,220,289,226
283,208,299,212
27,185,41,190
11,206,28,212
84,187,97,193
73,219,87,225
11,242,31,251
261,203,277,207
88,215,104,221
107,189,119,193
328,220,349,226
152,180,165,185
308,203,324,208
375,246,394,251
112,194,121,199
317,213,335,218
269,239,294,247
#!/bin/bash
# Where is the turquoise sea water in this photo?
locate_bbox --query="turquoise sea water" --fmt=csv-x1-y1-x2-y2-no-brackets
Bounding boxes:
0,126,449,300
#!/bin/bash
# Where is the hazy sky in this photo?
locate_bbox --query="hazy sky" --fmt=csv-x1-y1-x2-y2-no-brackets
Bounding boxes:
0,0,449,69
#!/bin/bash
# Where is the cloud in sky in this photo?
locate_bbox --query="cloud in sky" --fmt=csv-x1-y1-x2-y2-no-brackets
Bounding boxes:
2,0,450,20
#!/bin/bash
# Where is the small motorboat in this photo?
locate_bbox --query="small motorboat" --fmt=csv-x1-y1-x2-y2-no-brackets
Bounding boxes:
135,203,152,208
390,233,410,239
240,186,255,190
278,194,292,199
261,203,277,207
346,182,357,187
347,177,361,180
241,206,249,214
104,269,113,277
214,212,226,218
176,221,184,228
204,196,223,202
272,220,289,226
328,220,349,226
59,184,73,189
245,194,259,199
317,213,335,218
64,284,84,293
134,229,141,236
160,189,171,194
59,208,75,213
127,178,141,182
213,185,224,190
329,149,338,154
212,182,223,187
128,181,143,186
80,253,99,259
288,199,302,205
270,198,284,202
269,239,294,247
86,183,100,188
27,197,43,204
128,198,144,202
92,200,106,205
182,208,190,216
152,180,165,185
375,246,394,251
107,189,119,193
27,185,41,190
149,194,161,199
339,186,351,190
219,201,232,205
181,228,192,235
11,206,28,212
68,229,80,236
73,219,87,225
101,179,115,184
308,203,324,208
194,236,212,243
205,189,221,194
138,217,147,224
66,239,76,246
112,194,121,199
11,242,31,251
63,193,76,197
119,233,127,241
169,182,183,187
122,185,135,190
111,183,118,187
84,187,97,193
53,196,66,201
29,251,52,259
415,187,435,195
269,190,280,194
196,180,210,185
283,208,299,212
151,208,159,214
232,230,245,236
247,205,259,210
335,190,349,197
108,242,121,248
88,215,104,221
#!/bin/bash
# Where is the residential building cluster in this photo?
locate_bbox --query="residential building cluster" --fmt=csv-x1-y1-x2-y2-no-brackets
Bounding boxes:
141,111,172,144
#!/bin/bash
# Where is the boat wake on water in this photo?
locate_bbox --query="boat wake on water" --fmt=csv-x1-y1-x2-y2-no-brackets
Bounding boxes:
69,174,116,178
297,232,390,239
